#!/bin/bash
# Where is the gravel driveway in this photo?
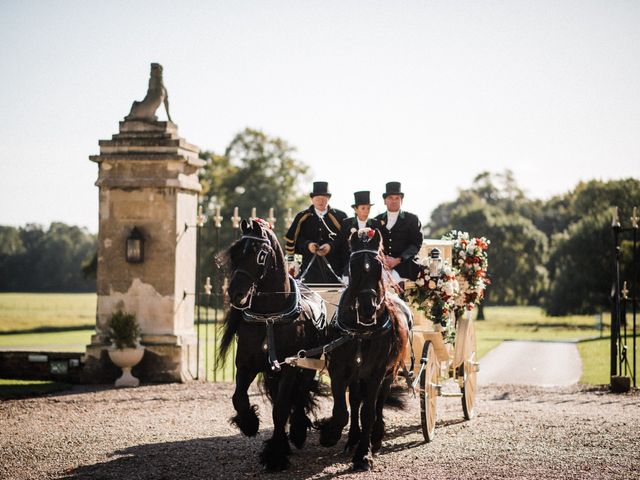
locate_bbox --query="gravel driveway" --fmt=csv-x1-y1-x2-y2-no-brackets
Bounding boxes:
1,381,639,480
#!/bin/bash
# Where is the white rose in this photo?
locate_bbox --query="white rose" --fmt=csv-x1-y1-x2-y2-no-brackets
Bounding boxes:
416,278,425,287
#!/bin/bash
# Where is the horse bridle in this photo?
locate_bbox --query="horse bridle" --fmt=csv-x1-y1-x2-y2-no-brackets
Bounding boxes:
230,235,274,310
349,248,385,326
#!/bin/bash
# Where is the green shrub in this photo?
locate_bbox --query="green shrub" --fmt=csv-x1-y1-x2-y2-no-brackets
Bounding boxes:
107,311,140,349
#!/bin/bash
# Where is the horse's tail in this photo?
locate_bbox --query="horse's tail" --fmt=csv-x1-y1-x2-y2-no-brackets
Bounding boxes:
217,308,240,366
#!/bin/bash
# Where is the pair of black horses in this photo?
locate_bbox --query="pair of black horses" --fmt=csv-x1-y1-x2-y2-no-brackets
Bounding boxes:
218,219,411,472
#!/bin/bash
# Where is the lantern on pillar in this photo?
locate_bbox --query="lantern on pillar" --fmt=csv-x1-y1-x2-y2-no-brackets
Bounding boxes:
125,227,145,263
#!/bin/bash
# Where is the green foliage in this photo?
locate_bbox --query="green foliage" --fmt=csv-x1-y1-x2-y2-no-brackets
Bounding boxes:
543,179,640,315
0,223,97,292
199,127,310,239
107,311,140,349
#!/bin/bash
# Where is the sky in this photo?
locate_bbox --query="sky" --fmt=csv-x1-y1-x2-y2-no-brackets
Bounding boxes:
0,0,638,233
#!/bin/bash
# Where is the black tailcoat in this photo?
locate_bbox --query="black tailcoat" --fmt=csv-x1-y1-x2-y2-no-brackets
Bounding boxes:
285,205,347,283
374,210,423,280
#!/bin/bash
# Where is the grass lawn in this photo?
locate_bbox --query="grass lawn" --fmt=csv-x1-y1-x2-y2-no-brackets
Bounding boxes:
0,292,96,332
0,293,630,386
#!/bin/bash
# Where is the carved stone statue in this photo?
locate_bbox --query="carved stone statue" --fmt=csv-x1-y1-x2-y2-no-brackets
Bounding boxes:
125,63,173,122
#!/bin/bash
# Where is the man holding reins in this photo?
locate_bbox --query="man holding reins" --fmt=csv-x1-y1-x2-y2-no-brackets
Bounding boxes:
284,181,347,284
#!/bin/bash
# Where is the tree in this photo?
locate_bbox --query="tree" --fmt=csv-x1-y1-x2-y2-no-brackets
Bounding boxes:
544,178,640,315
544,212,612,315
0,223,97,292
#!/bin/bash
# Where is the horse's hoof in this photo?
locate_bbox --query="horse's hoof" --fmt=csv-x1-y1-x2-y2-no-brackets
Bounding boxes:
260,438,291,472
318,419,342,447
230,405,259,437
352,457,372,471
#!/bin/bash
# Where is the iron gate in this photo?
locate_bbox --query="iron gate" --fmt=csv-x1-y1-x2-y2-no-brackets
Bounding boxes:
611,206,638,391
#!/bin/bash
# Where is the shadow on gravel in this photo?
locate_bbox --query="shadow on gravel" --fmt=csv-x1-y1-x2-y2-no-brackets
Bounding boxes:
57,421,437,480
57,432,370,480
58,435,277,480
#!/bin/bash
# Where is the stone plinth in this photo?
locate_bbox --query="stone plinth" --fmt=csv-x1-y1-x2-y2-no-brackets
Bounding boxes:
85,119,204,383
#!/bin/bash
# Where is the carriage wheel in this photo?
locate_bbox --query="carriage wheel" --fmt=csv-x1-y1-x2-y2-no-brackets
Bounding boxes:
420,341,439,442
461,319,478,420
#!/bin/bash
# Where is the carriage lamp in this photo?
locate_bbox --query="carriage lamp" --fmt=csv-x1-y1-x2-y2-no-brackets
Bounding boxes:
125,227,145,263
428,248,443,278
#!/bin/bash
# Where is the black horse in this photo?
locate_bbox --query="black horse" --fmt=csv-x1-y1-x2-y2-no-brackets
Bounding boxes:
319,227,410,471
218,218,327,471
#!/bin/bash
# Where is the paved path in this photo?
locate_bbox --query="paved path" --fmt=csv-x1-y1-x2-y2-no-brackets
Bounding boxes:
479,340,582,386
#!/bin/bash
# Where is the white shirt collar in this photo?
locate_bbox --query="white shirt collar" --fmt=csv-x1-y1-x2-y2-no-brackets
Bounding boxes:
386,210,400,229
357,218,367,229
314,208,328,217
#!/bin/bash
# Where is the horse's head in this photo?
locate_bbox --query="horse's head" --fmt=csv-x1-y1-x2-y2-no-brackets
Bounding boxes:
226,218,281,309
347,228,384,325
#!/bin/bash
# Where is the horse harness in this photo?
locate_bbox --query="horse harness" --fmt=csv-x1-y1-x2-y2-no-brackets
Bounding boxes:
290,246,393,368
231,233,328,372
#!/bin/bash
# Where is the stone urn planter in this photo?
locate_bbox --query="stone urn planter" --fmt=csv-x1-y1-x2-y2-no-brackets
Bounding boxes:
107,310,144,387
108,347,145,387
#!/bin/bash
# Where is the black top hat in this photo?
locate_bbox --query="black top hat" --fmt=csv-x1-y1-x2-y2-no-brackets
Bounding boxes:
351,191,374,208
310,181,331,197
382,181,404,199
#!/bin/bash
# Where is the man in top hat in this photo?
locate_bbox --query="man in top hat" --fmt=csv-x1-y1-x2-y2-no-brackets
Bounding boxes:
375,181,423,281
285,181,347,283
329,190,380,278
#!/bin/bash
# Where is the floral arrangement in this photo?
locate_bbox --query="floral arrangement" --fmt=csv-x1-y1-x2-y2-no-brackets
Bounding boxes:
442,230,490,315
404,230,490,342
404,260,459,341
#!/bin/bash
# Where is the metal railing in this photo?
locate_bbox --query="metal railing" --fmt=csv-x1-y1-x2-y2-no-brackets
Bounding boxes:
611,206,638,391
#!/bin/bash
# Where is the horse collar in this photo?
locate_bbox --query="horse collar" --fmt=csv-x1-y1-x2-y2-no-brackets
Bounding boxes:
241,276,302,324
334,310,392,339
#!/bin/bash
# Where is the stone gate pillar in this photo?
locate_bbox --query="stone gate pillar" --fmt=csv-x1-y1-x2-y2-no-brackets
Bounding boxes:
84,114,204,383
